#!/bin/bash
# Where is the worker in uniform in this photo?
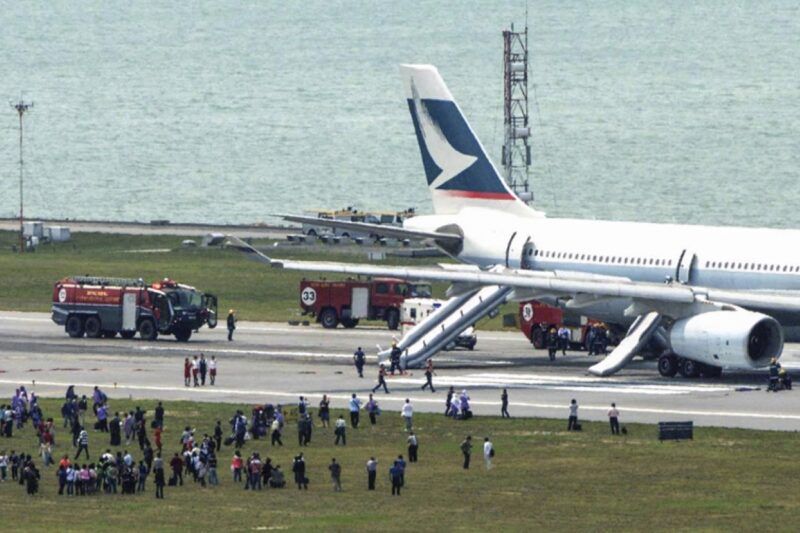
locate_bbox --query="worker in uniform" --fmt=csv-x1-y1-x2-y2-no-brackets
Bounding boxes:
546,327,559,361
372,364,390,394
227,309,237,341
353,347,366,378
421,359,435,393
780,368,792,390
557,326,570,356
768,358,781,392
389,342,402,375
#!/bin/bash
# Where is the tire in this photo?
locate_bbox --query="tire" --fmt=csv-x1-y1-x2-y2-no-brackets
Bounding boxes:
174,327,192,342
701,364,722,378
138,319,158,341
320,308,338,329
386,309,400,331
341,232,350,239
120,331,136,339
83,316,102,338
65,315,85,338
341,318,359,329
306,229,317,237
531,326,545,349
101,330,117,339
678,358,701,378
657,354,679,378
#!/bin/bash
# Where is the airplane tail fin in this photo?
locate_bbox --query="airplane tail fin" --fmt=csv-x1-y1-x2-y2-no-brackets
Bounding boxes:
400,64,541,217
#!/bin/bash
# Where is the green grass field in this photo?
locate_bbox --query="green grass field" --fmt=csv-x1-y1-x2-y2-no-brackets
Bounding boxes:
1,397,798,531
0,230,519,330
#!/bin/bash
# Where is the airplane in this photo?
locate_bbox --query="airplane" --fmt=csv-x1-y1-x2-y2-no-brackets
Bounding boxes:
230,63,800,379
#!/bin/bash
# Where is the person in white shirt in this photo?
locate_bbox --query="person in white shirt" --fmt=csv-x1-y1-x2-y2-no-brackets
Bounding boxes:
401,399,413,432
483,437,494,470
209,355,217,386
334,415,347,446
608,402,620,435
568,399,579,431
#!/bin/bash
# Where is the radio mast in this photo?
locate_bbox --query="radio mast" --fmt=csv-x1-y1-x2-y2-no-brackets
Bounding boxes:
10,98,33,253
501,23,532,202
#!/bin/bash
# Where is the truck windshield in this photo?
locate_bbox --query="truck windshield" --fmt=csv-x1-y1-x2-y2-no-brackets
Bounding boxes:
166,289,203,310
409,284,432,298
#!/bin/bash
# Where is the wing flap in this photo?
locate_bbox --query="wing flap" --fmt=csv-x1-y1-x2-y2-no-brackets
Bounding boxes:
280,214,462,244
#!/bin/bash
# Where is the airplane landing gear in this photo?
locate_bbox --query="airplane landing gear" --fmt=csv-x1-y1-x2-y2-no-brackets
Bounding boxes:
659,353,722,379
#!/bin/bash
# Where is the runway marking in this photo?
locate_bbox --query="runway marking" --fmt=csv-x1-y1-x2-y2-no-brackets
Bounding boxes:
389,373,733,396
0,377,798,422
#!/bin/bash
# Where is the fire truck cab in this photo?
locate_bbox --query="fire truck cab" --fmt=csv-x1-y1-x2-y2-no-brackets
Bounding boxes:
52,276,217,342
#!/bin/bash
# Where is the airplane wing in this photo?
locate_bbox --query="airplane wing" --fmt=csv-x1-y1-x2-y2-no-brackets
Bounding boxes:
226,237,800,312
279,214,462,244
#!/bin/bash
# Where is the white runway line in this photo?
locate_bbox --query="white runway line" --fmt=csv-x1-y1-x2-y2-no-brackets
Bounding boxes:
0,377,797,422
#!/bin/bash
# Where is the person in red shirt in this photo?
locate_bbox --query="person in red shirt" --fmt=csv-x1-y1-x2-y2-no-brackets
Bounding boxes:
169,452,183,486
231,452,243,483
183,358,191,387
154,426,163,453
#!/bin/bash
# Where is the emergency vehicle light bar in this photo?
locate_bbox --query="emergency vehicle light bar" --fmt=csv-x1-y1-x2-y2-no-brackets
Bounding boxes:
71,275,146,287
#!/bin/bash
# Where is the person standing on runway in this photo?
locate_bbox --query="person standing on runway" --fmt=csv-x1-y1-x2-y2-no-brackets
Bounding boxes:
209,355,217,385
421,359,436,393
199,354,208,386
568,399,579,431
372,364,390,394
501,389,510,418
227,309,237,341
353,347,366,378
191,356,200,387
183,358,191,387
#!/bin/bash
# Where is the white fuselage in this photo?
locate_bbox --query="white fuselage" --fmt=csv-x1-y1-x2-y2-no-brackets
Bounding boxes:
407,208,800,335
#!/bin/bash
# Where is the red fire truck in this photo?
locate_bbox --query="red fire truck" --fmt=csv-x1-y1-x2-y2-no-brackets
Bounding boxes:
299,278,432,329
519,300,601,350
52,276,218,342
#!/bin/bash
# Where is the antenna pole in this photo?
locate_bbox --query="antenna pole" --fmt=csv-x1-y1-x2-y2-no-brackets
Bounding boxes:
10,98,33,253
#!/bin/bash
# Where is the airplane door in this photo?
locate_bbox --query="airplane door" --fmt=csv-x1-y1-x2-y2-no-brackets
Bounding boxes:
676,249,697,284
505,232,535,269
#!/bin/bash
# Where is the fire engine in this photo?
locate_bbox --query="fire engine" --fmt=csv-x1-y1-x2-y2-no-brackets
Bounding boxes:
519,300,611,350
299,278,431,329
52,276,218,342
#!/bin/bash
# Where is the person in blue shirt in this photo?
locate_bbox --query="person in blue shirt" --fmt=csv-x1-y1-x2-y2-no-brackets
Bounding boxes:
389,463,402,495
348,394,362,428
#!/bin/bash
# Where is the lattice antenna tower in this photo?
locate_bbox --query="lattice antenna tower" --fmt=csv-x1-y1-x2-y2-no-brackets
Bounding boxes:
501,23,532,202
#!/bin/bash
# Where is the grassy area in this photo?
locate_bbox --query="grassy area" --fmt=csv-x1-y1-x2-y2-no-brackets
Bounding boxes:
0,230,519,330
1,397,798,531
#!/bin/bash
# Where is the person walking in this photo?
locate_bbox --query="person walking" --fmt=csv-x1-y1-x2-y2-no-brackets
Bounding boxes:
389,342,402,375
349,393,362,429
557,325,570,356
407,432,418,463
372,364,390,394
366,457,377,490
445,386,455,416
421,359,436,392
568,399,579,431
334,414,347,446
292,454,308,490
389,461,403,496
75,428,89,460
209,355,217,385
401,398,413,432
546,327,559,361
227,310,237,341
461,435,472,470
183,358,191,387
608,402,620,435
501,388,510,418
199,354,208,386
460,435,472,469
329,458,342,492
353,347,366,378
270,418,283,446
483,437,494,470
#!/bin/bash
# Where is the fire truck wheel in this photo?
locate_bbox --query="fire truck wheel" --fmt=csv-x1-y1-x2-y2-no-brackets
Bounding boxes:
65,315,85,338
531,326,545,349
341,318,359,329
174,327,192,342
320,308,338,329
120,331,136,340
386,309,400,331
138,319,158,341
84,316,102,338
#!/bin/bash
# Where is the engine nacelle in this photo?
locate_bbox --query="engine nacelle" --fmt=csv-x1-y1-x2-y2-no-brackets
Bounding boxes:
669,310,783,369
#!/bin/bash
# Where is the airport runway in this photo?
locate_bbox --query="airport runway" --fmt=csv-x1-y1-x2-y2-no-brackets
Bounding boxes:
2,311,800,431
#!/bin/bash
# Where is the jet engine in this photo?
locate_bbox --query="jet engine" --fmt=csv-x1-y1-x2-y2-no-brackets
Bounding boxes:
669,310,783,369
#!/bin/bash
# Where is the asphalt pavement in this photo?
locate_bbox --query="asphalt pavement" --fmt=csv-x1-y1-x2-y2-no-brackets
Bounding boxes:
2,311,800,431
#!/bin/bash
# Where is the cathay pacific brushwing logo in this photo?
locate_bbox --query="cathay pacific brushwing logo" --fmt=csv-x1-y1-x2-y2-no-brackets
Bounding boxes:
411,81,477,190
